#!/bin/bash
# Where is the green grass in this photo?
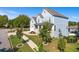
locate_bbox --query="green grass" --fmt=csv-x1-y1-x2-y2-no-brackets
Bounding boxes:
65,43,78,52
25,35,79,52
9,35,33,52
26,35,42,46
43,39,59,52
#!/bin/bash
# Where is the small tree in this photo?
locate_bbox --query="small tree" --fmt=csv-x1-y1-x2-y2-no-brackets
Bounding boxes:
58,29,66,52
16,28,23,39
39,22,53,44
38,43,44,52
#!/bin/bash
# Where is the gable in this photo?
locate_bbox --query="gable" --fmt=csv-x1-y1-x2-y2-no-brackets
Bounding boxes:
44,8,68,19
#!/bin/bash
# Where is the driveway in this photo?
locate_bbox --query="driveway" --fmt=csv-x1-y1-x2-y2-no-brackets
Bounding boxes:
0,29,11,51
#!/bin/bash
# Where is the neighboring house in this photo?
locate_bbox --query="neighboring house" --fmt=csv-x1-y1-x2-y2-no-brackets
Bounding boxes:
30,8,69,37
68,26,78,33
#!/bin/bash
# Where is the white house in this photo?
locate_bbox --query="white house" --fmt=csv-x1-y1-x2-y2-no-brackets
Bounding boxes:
30,8,69,37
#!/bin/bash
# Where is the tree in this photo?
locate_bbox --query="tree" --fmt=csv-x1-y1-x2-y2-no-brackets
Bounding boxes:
39,22,53,44
13,15,30,28
16,28,23,39
0,15,8,27
58,29,66,52
68,21,77,26
8,20,14,28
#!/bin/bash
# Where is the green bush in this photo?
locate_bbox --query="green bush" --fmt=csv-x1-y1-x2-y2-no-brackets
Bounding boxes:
58,37,66,52
76,43,79,51
16,28,23,39
67,36,77,43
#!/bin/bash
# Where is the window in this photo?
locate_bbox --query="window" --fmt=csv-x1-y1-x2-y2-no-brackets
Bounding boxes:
54,25,56,31
35,25,38,29
49,18,51,22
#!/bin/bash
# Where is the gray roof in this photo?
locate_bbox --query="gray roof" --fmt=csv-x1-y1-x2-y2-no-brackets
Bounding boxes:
38,14,43,18
32,17,36,20
44,8,68,19
32,17,37,23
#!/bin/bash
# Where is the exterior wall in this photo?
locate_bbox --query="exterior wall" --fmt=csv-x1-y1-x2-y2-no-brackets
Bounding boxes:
30,18,36,32
53,17,69,37
36,16,43,24
41,9,54,23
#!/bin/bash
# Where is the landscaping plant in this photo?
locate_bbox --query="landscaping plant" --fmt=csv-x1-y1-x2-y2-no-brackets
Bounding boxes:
58,29,66,52
16,28,23,39
67,36,77,43
39,22,53,44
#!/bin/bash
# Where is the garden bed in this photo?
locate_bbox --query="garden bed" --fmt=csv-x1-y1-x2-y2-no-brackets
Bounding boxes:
9,35,33,52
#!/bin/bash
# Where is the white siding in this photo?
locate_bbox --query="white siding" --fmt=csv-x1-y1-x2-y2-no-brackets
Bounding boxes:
36,16,43,23
41,9,54,23
30,18,36,32
53,17,69,37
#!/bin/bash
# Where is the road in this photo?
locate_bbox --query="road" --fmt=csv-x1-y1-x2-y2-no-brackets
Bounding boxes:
0,29,11,51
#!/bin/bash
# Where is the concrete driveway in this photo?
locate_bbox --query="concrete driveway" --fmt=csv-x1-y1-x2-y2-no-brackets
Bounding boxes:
0,29,11,51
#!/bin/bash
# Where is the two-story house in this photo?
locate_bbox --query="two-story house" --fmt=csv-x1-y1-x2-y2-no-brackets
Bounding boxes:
30,8,69,37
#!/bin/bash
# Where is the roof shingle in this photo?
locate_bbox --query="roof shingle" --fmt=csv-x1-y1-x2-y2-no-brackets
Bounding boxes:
44,8,68,19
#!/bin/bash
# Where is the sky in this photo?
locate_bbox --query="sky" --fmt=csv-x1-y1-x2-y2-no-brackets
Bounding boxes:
0,7,79,22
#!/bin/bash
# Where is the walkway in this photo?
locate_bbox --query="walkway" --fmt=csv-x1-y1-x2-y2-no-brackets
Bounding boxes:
0,29,11,51
22,35,38,51
8,32,38,52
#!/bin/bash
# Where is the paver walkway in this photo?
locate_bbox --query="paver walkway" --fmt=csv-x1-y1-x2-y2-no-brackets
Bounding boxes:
22,35,38,51
8,32,38,52
0,29,11,51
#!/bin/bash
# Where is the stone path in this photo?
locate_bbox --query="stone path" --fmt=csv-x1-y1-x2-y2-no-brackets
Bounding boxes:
22,35,38,51
8,32,16,36
0,29,11,51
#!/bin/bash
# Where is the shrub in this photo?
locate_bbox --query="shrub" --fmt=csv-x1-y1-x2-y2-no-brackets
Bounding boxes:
76,43,79,50
58,37,66,52
67,36,77,43
16,28,23,39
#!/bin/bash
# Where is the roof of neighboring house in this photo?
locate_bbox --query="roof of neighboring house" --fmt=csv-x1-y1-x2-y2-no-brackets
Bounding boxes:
44,8,68,19
69,26,78,29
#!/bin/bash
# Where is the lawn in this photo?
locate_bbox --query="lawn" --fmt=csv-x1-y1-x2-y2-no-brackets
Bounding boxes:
65,43,78,52
26,35,79,52
43,39,59,52
26,35,42,46
9,35,33,52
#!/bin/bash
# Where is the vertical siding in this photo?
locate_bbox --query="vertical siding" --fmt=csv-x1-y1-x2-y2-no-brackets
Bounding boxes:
53,17,69,37
30,18,36,32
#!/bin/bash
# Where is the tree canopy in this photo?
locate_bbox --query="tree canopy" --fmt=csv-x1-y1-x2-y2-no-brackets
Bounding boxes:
8,15,30,28
0,15,8,27
68,21,77,26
